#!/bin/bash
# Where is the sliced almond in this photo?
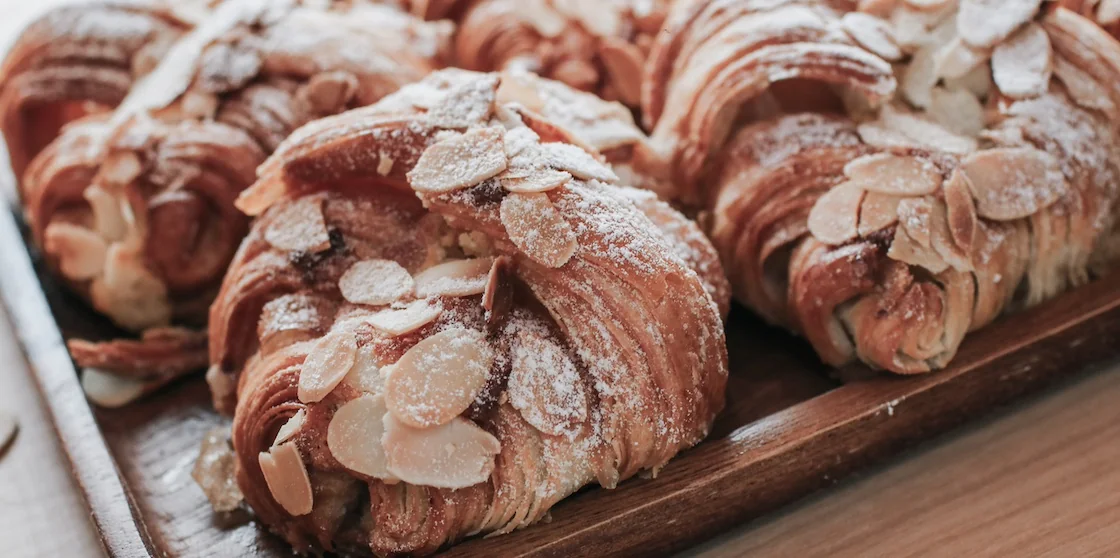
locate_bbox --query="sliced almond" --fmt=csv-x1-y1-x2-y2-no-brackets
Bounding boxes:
1100,0,1120,25
944,63,994,98
44,223,108,281
540,142,617,182
857,122,919,149
338,259,415,306
844,153,942,196
903,0,954,11
366,299,443,336
297,331,358,404
81,368,146,408
382,414,501,489
500,192,578,268
943,169,978,252
408,127,508,193
0,410,17,454
598,37,644,106
957,0,1042,48
305,71,358,114
425,74,499,129
273,409,306,448
258,442,313,516
264,197,331,253
98,151,142,188
508,330,588,437
496,71,546,113
841,13,903,61
414,258,494,298
960,147,1066,220
84,186,128,241
878,105,978,154
343,342,385,395
807,183,864,245
1052,56,1115,113
897,197,935,248
92,244,171,331
514,0,567,38
501,168,573,193
928,87,985,137
901,45,938,109
858,191,905,236
933,37,989,81
327,394,395,479
887,226,949,272
991,23,1052,99
384,328,493,428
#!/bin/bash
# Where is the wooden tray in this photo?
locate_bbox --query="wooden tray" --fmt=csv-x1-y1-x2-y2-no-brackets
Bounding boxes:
3,199,1120,558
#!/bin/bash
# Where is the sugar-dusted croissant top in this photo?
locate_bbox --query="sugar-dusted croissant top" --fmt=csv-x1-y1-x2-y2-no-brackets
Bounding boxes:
209,69,728,554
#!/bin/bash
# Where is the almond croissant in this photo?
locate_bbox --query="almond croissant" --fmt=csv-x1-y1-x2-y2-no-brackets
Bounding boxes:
207,69,728,555
3,0,452,396
645,0,1120,373
414,0,667,107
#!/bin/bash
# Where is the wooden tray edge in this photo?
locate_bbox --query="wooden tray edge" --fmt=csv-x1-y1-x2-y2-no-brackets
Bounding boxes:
0,206,154,557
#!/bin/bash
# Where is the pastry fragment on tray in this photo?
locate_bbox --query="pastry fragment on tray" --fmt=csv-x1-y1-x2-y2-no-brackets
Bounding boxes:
0,0,452,403
411,0,669,107
643,0,1120,373
206,69,728,555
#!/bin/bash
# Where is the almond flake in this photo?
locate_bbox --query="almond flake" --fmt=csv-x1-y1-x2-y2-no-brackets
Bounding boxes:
501,168,573,193
991,23,1052,99
384,328,493,428
933,37,989,81
903,0,954,10
960,147,1066,220
305,71,358,114
377,152,395,176
273,409,306,447
598,37,644,106
44,223,108,281
92,244,171,331
408,127,508,193
514,0,567,37
1052,56,1115,112
297,331,358,404
258,442,313,516
0,410,16,454
901,45,938,109
841,13,903,61
414,258,494,298
928,87,985,137
957,0,1042,48
858,191,904,236
84,186,128,241
878,105,978,154
541,142,617,182
264,197,331,253
844,153,942,196
1100,0,1120,25
807,183,865,245
382,414,501,489
943,169,978,251
365,300,443,336
500,192,578,268
425,74,499,129
887,226,949,272
338,259,415,306
327,394,395,479
81,368,146,408
496,72,546,113
98,152,142,188
508,329,588,437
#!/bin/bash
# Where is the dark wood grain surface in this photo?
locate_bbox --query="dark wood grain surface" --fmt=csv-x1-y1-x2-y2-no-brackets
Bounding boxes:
4,188,1120,557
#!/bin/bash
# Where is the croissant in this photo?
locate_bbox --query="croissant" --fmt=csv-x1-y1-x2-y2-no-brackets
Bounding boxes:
418,0,667,107
644,0,1120,373
207,69,728,555
3,0,452,393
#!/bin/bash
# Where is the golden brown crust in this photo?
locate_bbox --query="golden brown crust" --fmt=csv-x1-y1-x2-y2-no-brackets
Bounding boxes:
646,1,1120,373
211,69,728,555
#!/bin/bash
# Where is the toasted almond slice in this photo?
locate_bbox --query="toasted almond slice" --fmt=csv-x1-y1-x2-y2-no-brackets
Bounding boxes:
384,328,493,428
408,127,508,193
943,169,978,252
339,259,415,306
414,258,494,298
497,71,546,113
500,192,578,268
991,23,1052,99
366,299,443,336
258,442,313,516
879,105,978,154
541,142,617,182
382,414,501,489
501,168,573,193
44,223,108,281
93,244,171,331
84,186,128,241
844,153,942,196
857,122,919,149
903,0,954,10
933,37,988,81
98,151,142,188
343,342,385,395
1052,56,1115,112
901,45,938,109
305,71,358,114
327,394,395,479
81,368,146,408
957,0,1042,48
508,329,588,437
887,226,949,273
1100,0,1120,25
841,13,903,61
960,147,1066,220
598,37,644,106
0,410,16,454
858,191,904,236
944,63,994,98
807,183,864,245
514,0,567,37
273,409,306,448
897,197,935,248
297,331,358,404
426,74,499,129
928,87,985,137
264,197,331,253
